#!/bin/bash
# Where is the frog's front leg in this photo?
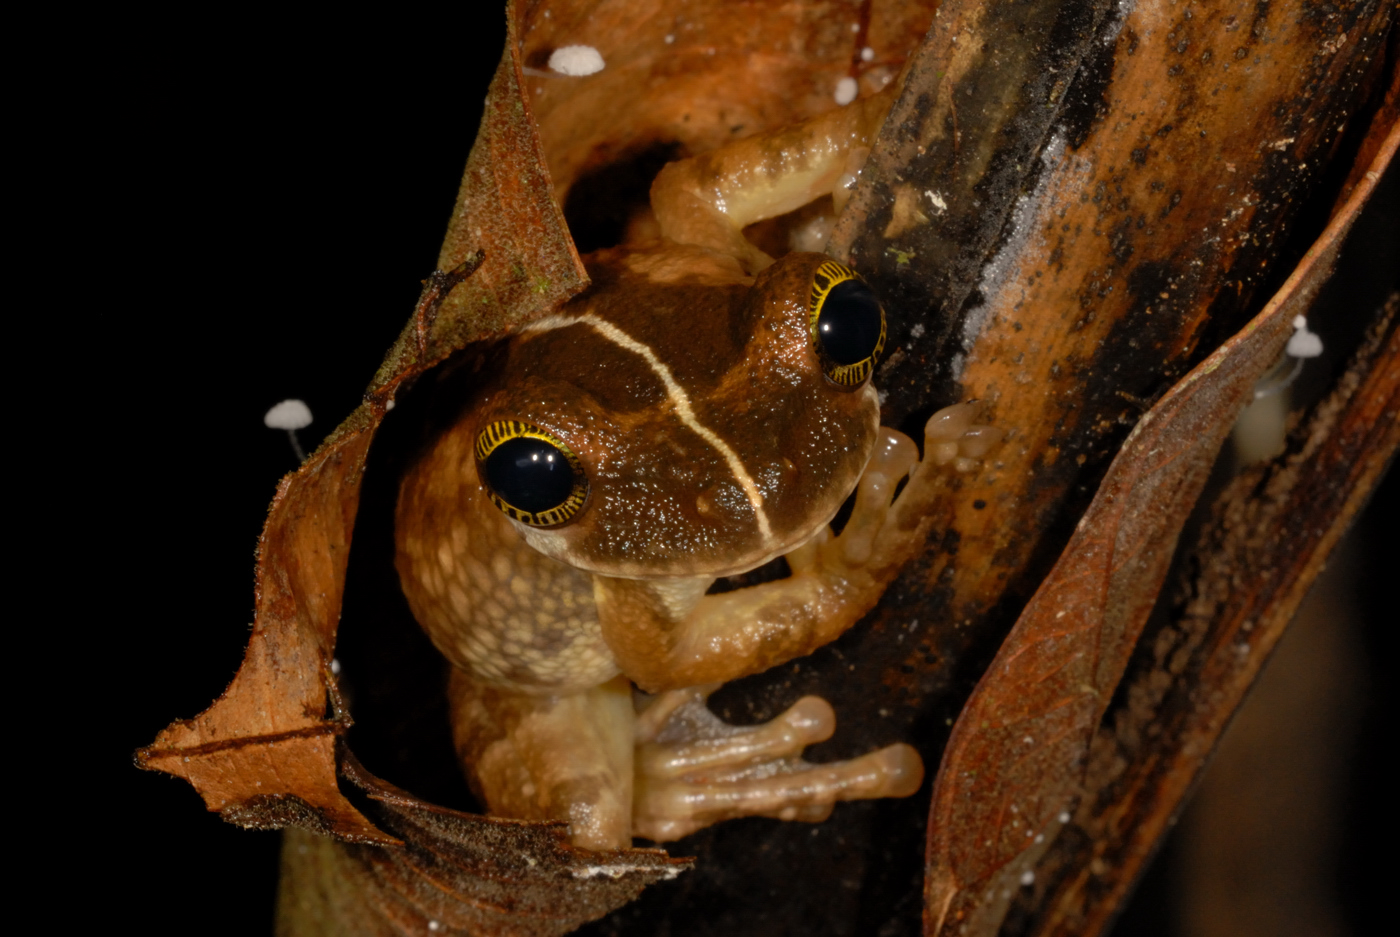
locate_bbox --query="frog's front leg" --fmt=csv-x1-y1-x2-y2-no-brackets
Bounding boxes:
595,405,998,840
632,684,923,843
447,671,635,851
595,403,1002,691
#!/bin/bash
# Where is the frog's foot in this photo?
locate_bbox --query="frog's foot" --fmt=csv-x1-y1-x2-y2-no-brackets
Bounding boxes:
788,402,1003,578
631,685,923,843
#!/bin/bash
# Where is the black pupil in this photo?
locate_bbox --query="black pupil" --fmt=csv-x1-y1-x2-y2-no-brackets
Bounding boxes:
483,436,575,513
817,279,882,365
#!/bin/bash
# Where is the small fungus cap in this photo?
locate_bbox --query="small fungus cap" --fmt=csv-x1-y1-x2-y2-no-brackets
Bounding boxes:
264,399,313,430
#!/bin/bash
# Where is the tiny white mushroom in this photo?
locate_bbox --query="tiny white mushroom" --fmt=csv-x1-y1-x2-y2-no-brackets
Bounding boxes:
1286,314,1324,359
1252,315,1324,403
264,398,313,461
549,45,605,76
264,398,312,430
834,76,859,106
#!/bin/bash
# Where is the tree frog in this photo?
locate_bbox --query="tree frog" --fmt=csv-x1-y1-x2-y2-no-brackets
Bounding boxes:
394,85,1000,850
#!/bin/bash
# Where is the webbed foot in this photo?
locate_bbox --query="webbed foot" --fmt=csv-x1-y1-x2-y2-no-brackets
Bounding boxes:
787,401,1003,577
631,685,923,842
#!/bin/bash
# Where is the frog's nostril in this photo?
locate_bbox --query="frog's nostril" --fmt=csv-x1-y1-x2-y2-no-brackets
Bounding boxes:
695,481,750,523
695,490,720,519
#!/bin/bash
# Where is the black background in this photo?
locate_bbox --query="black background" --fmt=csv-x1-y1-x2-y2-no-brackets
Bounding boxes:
78,6,509,930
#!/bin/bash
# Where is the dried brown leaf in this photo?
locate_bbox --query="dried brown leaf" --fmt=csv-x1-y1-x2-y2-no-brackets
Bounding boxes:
276,750,687,937
1026,210,1398,937
1027,297,1398,937
843,0,1395,670
921,106,1398,937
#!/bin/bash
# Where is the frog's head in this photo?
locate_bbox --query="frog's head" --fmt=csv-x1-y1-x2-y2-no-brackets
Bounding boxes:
472,247,887,579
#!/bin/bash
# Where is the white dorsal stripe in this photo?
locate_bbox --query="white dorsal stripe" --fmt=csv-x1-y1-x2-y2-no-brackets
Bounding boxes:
522,313,775,545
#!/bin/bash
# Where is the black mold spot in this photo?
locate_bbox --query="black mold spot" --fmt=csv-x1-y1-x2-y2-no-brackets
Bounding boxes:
1060,14,1120,150
1109,219,1135,264
1160,190,1184,220
1124,260,1176,318
1249,0,1273,41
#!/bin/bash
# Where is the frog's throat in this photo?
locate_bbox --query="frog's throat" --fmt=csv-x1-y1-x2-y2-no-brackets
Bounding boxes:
522,312,776,550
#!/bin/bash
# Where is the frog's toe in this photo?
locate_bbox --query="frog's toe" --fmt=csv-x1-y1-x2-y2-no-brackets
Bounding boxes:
957,424,1005,458
923,402,1004,467
925,400,982,441
831,427,919,566
637,695,836,781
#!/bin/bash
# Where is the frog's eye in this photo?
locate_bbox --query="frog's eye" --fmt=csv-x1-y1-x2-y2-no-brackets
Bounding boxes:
475,420,588,527
808,261,887,387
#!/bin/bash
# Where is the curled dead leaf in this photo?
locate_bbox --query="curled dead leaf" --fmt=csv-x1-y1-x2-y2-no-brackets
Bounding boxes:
277,749,687,936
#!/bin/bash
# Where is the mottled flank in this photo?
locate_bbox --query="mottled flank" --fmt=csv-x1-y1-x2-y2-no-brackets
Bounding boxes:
397,447,619,694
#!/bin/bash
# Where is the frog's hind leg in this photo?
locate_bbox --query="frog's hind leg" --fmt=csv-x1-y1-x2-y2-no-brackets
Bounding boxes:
631,685,923,843
448,671,634,851
649,84,897,273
